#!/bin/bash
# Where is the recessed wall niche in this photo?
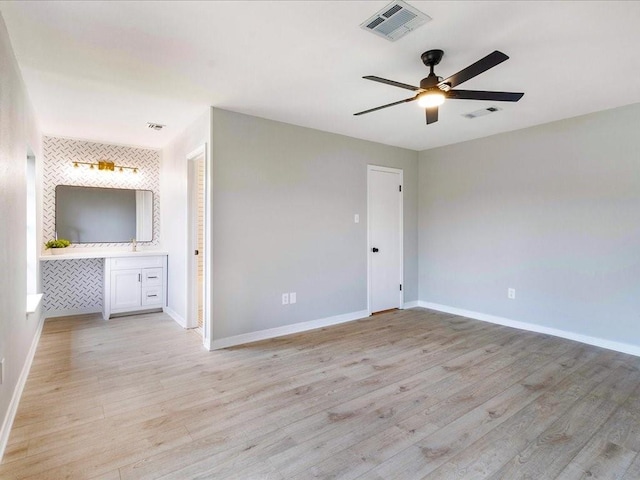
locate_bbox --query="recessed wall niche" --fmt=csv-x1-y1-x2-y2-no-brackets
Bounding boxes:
41,136,161,315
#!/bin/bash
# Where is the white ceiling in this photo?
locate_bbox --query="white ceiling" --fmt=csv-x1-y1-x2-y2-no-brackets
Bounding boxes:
1,1,640,151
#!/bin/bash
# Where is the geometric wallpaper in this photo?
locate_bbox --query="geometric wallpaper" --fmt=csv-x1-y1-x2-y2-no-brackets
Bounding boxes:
43,136,161,248
42,258,104,312
42,136,161,314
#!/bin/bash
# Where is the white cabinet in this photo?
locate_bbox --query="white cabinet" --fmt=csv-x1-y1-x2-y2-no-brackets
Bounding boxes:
103,255,167,319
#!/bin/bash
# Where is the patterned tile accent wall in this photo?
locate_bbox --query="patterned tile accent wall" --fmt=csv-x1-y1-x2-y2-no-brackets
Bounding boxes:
42,259,104,312
42,136,161,313
43,136,161,248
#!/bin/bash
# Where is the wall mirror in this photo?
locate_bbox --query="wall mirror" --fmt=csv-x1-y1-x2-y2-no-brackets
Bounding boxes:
55,185,153,243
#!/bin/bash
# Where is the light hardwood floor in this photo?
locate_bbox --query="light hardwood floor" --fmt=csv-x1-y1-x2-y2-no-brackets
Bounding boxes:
2,308,640,479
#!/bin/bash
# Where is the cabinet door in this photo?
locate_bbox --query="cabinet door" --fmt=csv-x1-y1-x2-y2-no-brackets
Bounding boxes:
110,269,141,310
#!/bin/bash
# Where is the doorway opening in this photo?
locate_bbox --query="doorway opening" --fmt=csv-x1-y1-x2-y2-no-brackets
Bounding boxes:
187,145,208,339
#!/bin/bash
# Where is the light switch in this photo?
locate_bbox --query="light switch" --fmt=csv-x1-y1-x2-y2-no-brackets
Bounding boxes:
290,292,296,304
354,214,360,224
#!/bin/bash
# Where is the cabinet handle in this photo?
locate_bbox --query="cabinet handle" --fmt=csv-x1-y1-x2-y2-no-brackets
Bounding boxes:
147,294,158,298
138,273,141,282
147,276,158,279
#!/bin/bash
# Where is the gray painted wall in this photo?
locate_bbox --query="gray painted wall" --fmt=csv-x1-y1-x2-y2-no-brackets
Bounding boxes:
210,108,418,340
418,103,640,347
0,12,42,451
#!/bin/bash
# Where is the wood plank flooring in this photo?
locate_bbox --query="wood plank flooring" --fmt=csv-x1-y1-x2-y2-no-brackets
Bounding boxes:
2,308,640,479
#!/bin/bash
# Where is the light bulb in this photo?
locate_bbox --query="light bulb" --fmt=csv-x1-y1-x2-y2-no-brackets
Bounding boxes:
417,91,445,108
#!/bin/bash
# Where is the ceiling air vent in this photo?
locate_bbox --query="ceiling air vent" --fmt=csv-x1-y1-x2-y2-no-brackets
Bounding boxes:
147,122,166,131
462,106,502,119
360,0,432,42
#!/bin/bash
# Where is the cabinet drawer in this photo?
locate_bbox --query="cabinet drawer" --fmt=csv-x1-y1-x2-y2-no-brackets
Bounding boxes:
110,256,164,270
141,286,163,306
142,268,163,286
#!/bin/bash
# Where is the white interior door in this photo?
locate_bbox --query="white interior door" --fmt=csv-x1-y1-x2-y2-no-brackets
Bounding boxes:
368,165,403,313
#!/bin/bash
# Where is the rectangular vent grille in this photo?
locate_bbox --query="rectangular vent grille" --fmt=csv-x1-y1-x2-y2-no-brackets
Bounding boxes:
383,4,403,18
366,17,385,29
360,0,431,42
462,106,502,119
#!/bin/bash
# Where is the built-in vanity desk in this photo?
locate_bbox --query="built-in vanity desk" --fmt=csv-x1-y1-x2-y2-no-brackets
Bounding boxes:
40,249,168,320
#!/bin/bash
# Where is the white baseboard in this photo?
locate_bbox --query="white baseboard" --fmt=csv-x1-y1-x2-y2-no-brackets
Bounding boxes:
402,301,419,309
163,306,187,328
209,309,369,350
44,307,101,319
0,311,45,462
417,301,640,357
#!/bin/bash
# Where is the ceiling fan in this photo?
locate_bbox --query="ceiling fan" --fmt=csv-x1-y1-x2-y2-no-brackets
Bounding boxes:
354,49,524,124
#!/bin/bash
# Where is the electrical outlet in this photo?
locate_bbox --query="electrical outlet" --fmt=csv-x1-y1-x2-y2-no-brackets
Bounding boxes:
354,214,360,224
508,288,516,299
282,293,289,305
290,292,297,304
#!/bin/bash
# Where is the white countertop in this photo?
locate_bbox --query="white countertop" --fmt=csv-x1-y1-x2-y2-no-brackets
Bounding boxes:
40,248,169,261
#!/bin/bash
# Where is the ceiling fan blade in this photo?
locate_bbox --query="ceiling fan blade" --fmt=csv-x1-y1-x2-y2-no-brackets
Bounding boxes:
363,76,421,92
439,51,509,89
354,96,418,116
426,106,439,124
447,90,524,102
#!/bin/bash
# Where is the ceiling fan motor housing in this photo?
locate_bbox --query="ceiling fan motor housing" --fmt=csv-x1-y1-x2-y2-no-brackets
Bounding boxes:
420,75,442,90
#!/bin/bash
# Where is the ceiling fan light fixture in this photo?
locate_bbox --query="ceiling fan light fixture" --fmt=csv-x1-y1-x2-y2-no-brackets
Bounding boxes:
355,50,523,124
417,91,445,108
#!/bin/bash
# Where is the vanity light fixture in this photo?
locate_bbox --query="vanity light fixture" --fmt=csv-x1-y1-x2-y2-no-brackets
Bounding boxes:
72,160,138,173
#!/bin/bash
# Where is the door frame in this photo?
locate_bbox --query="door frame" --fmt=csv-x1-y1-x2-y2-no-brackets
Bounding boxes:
367,164,404,315
186,144,210,346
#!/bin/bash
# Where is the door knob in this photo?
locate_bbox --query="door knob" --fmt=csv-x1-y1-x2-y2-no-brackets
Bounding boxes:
372,247,379,252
